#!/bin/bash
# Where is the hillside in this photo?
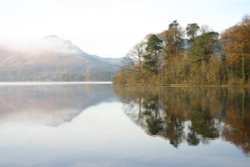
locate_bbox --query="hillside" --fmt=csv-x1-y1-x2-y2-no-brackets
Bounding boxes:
0,36,121,81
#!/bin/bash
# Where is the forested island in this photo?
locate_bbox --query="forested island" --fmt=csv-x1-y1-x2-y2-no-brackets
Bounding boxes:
113,16,250,85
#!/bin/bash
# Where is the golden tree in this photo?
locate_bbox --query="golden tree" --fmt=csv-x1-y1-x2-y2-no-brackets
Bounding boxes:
221,16,250,83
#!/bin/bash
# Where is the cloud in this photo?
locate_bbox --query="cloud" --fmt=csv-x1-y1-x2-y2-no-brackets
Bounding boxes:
0,36,82,56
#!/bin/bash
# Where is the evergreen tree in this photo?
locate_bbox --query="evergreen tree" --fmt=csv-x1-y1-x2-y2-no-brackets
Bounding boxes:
143,34,163,74
161,20,184,58
189,32,219,63
186,23,200,41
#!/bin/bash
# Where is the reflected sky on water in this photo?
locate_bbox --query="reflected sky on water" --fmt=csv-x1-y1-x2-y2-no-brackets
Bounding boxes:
0,84,249,167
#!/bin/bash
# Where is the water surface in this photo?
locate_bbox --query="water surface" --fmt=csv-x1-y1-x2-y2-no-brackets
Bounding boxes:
0,83,249,167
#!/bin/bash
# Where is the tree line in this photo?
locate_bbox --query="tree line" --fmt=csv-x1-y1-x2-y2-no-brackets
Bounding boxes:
113,16,250,85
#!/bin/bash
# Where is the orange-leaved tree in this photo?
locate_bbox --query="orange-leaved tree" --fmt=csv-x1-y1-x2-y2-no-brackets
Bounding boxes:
221,16,250,84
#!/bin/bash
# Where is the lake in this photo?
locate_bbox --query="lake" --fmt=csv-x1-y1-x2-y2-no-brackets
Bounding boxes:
0,83,249,167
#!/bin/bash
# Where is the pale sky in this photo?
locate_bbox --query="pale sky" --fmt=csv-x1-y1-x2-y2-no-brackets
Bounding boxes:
0,0,249,58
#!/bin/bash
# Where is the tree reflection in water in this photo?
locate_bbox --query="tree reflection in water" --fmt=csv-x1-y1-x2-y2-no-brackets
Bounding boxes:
113,86,250,154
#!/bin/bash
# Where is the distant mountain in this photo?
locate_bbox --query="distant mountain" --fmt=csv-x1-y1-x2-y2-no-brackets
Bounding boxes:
0,36,121,81
91,55,122,66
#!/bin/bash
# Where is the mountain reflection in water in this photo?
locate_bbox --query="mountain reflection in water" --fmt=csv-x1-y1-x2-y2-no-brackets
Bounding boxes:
0,84,115,126
0,84,249,167
113,86,250,155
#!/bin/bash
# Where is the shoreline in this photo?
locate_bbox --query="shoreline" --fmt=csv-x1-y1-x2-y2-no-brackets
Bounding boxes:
0,81,113,86
113,83,250,88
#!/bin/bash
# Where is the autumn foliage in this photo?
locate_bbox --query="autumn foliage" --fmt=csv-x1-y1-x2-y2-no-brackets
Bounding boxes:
113,16,250,85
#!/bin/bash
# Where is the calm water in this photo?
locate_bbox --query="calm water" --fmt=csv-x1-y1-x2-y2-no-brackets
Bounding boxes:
0,83,249,167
